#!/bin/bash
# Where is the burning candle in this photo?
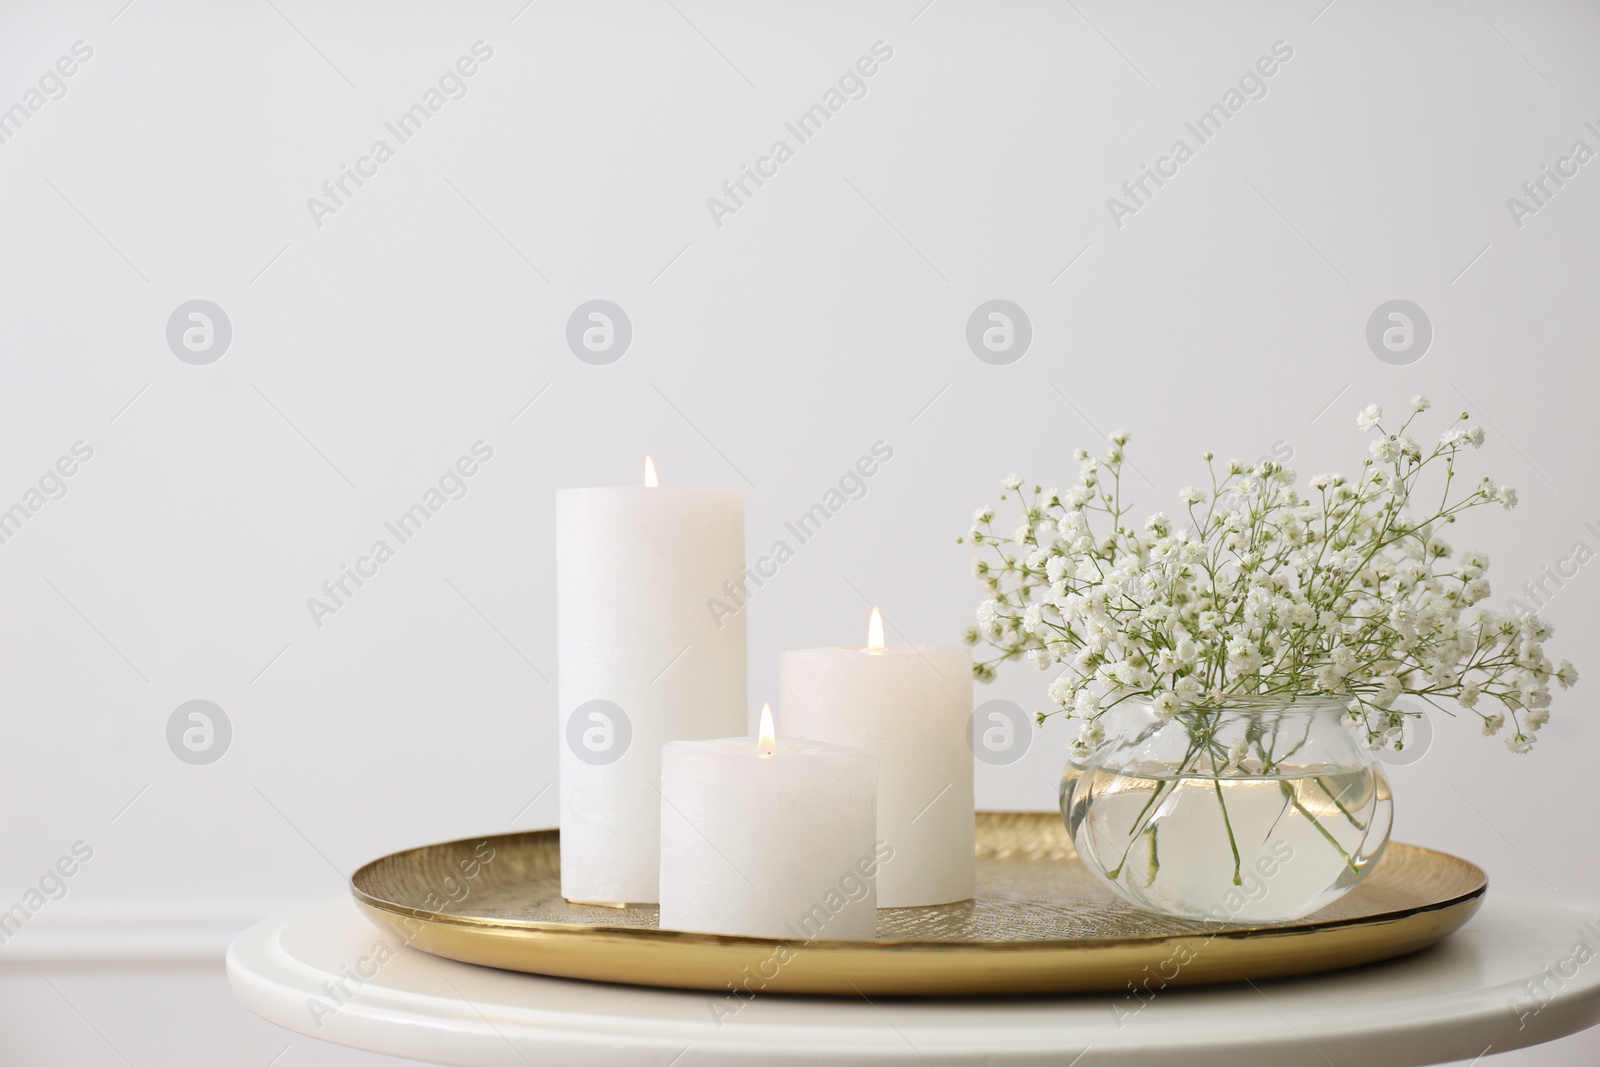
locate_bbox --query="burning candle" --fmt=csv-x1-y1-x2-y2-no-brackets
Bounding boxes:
557,457,746,905
779,608,975,907
658,705,883,939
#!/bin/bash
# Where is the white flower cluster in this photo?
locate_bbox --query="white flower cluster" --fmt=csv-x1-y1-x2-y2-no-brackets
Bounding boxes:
960,398,1576,755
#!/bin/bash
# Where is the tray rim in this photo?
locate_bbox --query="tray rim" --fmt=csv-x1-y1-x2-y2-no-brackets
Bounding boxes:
350,812,1489,952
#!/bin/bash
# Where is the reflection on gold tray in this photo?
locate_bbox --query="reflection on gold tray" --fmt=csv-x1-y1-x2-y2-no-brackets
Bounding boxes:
350,812,1485,996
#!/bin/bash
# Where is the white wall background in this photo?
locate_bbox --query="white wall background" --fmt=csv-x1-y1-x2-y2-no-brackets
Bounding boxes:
0,0,1596,1063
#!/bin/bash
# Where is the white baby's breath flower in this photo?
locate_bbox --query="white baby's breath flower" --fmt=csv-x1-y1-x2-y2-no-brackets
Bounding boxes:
1520,614,1553,641
1410,394,1431,413
1048,675,1076,705
1001,474,1023,491
1152,691,1179,719
963,399,1575,760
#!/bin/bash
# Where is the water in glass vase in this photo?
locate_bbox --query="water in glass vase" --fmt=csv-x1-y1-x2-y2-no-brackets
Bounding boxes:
1064,764,1392,923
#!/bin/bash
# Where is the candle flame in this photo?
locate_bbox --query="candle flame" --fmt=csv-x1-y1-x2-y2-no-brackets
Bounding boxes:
644,455,659,488
867,606,885,651
757,703,776,758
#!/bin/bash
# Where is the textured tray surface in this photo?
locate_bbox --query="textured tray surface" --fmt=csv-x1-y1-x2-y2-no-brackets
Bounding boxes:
350,812,1486,994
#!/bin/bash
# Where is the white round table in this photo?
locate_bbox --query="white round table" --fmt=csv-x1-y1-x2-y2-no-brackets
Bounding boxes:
228,897,1600,1066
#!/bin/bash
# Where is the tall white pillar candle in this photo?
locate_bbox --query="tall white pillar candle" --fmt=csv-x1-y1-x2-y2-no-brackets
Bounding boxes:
557,459,746,905
779,609,974,907
659,706,882,939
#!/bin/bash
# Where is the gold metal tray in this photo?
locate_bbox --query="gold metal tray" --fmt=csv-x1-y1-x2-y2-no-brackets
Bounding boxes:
351,812,1485,996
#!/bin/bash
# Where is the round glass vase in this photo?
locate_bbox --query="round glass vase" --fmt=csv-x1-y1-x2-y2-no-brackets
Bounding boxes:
1060,697,1393,923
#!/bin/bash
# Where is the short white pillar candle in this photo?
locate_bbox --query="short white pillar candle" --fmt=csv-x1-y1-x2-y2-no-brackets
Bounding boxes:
557,457,746,905
779,608,975,907
659,705,883,940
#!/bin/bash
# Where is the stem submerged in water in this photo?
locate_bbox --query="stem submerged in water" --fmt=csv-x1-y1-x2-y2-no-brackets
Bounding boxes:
1106,778,1170,880
1315,775,1369,831
1106,735,1208,881
1280,780,1360,875
1213,778,1244,886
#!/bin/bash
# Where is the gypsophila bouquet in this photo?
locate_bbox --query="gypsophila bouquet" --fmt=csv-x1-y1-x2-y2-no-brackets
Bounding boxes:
960,397,1577,756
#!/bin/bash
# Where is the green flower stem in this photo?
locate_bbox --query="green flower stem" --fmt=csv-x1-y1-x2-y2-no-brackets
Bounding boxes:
1105,778,1172,881
1213,778,1244,886
1106,737,1205,881
1314,775,1369,832
1279,780,1359,875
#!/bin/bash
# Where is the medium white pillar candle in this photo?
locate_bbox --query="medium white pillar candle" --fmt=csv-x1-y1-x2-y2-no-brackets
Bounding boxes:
659,705,882,939
779,609,974,907
557,458,746,905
